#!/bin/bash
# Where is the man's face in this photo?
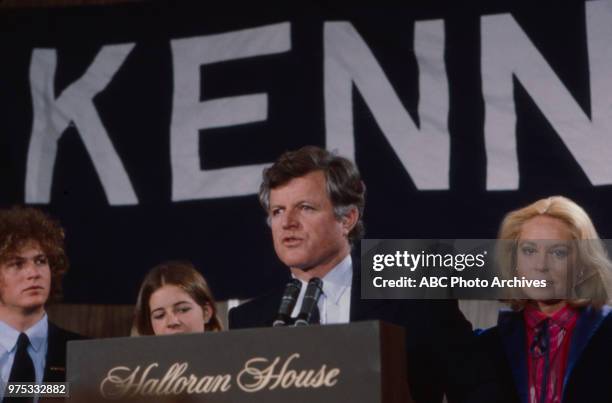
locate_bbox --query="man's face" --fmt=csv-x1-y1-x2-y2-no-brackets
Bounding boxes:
0,242,51,313
269,170,352,274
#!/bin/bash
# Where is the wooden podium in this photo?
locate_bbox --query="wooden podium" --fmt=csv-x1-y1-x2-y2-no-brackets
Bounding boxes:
67,321,412,403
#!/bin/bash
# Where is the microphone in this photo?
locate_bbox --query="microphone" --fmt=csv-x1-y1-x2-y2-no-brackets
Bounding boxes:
272,279,302,327
294,277,323,326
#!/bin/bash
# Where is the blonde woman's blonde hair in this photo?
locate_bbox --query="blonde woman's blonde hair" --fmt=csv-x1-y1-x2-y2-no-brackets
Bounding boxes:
497,196,612,310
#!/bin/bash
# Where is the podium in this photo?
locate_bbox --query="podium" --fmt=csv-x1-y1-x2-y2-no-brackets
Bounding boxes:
67,321,411,402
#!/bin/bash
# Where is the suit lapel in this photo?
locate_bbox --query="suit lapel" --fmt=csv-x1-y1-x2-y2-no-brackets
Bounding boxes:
498,310,529,403
44,321,67,382
563,305,611,396
350,253,386,321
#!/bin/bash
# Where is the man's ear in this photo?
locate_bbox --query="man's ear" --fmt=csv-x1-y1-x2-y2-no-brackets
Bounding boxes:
341,207,359,236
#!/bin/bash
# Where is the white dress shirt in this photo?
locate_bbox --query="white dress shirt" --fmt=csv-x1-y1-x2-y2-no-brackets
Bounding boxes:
291,254,353,324
0,314,48,401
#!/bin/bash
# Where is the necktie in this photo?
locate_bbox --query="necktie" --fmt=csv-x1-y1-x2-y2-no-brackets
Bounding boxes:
310,291,323,325
310,303,321,324
8,333,35,383
5,333,35,403
530,319,550,403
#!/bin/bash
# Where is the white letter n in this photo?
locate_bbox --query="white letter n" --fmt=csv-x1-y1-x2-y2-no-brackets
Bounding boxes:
325,21,450,189
482,1,612,190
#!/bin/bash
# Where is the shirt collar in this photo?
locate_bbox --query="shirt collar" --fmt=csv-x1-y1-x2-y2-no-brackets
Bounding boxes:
0,314,48,353
524,304,578,331
0,320,20,353
320,254,353,305
25,314,48,352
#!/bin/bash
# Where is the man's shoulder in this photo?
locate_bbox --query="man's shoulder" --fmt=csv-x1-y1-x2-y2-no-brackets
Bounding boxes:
474,324,502,347
48,321,87,343
44,320,87,382
228,288,284,330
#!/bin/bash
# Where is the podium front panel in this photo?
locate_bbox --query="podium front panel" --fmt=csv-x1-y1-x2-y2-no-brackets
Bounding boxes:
67,321,406,402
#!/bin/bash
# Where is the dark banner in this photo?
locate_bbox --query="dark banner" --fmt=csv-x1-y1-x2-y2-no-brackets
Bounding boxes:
2,0,612,303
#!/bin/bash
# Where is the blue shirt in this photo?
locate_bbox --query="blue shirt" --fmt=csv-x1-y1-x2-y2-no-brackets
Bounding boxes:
0,314,48,400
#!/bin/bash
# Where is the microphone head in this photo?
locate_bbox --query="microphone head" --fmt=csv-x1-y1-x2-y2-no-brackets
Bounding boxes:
308,277,323,291
273,279,302,327
294,277,324,326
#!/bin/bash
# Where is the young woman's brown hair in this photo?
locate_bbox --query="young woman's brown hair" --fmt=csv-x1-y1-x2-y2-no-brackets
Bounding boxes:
134,261,222,335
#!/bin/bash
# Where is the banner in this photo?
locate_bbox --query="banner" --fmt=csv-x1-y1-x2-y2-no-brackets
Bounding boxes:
1,0,612,303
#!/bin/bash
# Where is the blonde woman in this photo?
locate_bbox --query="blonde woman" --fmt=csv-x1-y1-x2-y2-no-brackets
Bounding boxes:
479,196,612,403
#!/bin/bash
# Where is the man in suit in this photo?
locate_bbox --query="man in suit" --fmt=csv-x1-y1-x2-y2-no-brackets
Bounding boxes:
229,146,499,403
0,206,83,399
